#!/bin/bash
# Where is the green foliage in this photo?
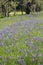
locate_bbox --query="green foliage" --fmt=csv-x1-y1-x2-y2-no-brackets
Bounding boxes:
0,0,43,16
0,13,4,18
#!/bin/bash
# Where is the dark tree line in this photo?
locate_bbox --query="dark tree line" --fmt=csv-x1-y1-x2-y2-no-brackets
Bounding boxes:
0,0,43,17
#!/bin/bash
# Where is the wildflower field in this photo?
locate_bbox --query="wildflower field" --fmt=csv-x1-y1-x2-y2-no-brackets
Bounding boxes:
0,13,43,65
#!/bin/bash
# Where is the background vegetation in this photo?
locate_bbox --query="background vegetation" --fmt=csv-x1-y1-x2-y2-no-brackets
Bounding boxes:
0,0,43,17
0,0,43,65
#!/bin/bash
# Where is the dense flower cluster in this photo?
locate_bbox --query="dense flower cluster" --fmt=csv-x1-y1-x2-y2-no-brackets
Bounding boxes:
0,19,43,65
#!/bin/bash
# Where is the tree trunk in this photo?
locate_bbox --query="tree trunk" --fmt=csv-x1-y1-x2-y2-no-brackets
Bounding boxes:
1,4,6,16
6,11,9,16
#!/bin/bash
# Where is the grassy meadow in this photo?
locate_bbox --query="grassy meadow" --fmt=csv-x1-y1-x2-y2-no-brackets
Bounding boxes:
0,12,43,65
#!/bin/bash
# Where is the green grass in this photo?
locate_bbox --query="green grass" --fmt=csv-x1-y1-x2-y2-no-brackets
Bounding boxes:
0,13,43,65
0,15,30,30
31,12,43,20
0,12,43,30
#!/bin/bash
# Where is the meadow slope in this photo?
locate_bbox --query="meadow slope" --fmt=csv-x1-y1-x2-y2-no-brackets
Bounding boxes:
0,14,43,65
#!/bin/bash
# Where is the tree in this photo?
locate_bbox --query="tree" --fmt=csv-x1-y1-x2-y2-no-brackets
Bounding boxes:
0,0,43,17
31,0,43,12
26,2,31,14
